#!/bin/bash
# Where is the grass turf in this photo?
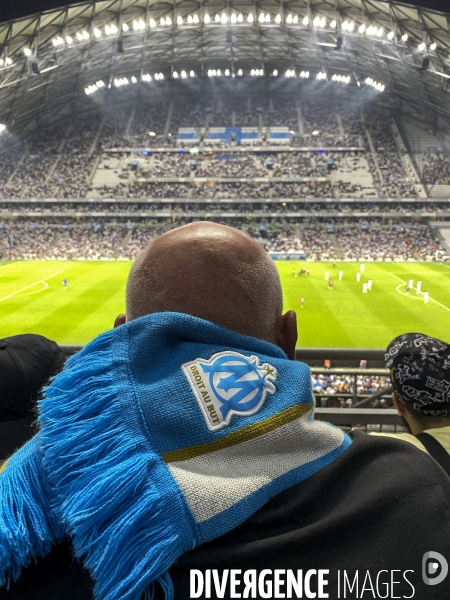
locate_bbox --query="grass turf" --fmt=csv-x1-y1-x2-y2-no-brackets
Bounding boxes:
0,260,449,348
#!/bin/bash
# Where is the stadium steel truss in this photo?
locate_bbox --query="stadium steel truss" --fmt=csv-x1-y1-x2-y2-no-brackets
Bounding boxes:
0,0,450,136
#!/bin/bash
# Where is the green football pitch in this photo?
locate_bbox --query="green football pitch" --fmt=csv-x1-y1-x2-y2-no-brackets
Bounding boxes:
0,260,449,348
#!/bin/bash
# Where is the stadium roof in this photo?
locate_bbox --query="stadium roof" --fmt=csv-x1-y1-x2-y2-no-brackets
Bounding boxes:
1,0,450,136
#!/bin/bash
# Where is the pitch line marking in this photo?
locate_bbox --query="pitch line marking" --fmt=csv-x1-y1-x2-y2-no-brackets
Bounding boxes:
0,270,64,303
13,282,49,298
388,272,450,314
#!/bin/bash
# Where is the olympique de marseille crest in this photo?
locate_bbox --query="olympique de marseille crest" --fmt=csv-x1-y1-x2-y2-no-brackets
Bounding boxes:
182,351,278,431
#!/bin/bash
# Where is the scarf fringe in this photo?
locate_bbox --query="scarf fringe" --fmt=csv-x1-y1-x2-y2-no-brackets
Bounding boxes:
40,332,193,600
0,435,62,587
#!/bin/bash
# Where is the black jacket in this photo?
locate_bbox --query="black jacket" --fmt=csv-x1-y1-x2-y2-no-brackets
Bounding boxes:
1,432,449,599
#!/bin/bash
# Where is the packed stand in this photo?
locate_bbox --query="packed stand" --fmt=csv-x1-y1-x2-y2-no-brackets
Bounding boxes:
46,227,127,260
422,153,450,185
336,224,448,261
301,227,335,260
0,226,56,260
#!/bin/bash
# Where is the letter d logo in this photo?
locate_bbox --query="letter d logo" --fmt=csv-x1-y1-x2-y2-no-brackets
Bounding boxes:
422,551,448,585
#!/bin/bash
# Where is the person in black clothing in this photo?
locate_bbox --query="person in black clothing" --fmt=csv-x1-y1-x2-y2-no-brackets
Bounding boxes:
373,332,450,472
1,224,450,600
0,334,65,463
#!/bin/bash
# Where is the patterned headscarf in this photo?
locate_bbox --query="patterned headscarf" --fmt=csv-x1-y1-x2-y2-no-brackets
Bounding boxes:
385,333,450,417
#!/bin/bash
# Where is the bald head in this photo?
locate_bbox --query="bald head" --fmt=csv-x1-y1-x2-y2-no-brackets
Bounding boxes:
126,222,283,343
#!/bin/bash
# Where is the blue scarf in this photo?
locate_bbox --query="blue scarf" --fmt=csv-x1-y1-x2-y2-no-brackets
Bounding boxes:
0,313,351,600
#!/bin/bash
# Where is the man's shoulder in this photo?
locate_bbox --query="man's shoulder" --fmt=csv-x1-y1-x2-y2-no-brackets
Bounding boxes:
425,426,450,454
368,430,427,452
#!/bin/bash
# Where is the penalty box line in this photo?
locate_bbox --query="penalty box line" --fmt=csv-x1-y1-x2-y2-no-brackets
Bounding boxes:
388,272,450,314
0,270,64,303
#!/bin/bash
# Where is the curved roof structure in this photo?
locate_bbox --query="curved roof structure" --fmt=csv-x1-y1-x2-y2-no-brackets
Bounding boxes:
1,0,450,136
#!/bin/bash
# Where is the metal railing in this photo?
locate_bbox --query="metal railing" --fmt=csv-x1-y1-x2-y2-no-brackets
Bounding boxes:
315,408,402,429
61,345,386,362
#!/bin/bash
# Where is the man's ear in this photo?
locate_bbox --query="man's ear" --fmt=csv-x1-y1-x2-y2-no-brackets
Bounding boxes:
276,310,298,360
392,393,405,416
114,314,126,328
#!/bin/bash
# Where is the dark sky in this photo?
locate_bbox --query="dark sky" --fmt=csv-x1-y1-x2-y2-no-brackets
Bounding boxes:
1,0,449,23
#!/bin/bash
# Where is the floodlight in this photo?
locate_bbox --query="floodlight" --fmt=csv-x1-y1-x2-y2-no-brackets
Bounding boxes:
387,31,394,40
231,14,237,23
5,58,13,65
204,14,211,23
149,19,156,28
177,16,183,25
275,14,281,24
225,69,230,76
0,124,6,133
359,24,366,33
217,69,222,76
0,59,4,65
259,14,265,23
215,14,221,23
221,14,227,24
160,17,166,26
376,28,383,37
237,14,243,22
173,71,178,78
190,70,195,76
24,48,32,56
286,15,292,24
292,16,298,24
313,17,320,27
66,36,73,44
76,32,84,41
402,33,408,41
273,69,278,76
131,76,137,83
418,42,426,51
348,22,354,31
166,17,172,25
94,28,101,37
342,21,349,31
247,13,254,23
430,43,437,50
330,20,336,28
193,15,199,23
181,71,187,78
237,68,243,75
265,14,270,22
122,23,129,32
320,18,326,27
302,16,309,25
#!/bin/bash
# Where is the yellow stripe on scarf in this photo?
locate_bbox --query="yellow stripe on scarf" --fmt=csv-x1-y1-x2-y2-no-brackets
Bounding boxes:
163,403,314,463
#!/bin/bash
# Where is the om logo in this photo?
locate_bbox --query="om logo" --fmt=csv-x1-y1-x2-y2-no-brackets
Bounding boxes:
183,351,278,431
202,355,274,419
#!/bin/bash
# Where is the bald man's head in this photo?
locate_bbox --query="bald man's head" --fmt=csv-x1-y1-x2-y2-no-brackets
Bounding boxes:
125,222,284,343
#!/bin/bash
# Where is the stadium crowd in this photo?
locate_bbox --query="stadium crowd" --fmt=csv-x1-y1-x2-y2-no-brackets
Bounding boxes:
422,153,450,185
336,224,448,261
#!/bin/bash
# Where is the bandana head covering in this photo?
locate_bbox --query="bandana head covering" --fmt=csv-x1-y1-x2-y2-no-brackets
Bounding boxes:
0,313,351,600
385,332,450,417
